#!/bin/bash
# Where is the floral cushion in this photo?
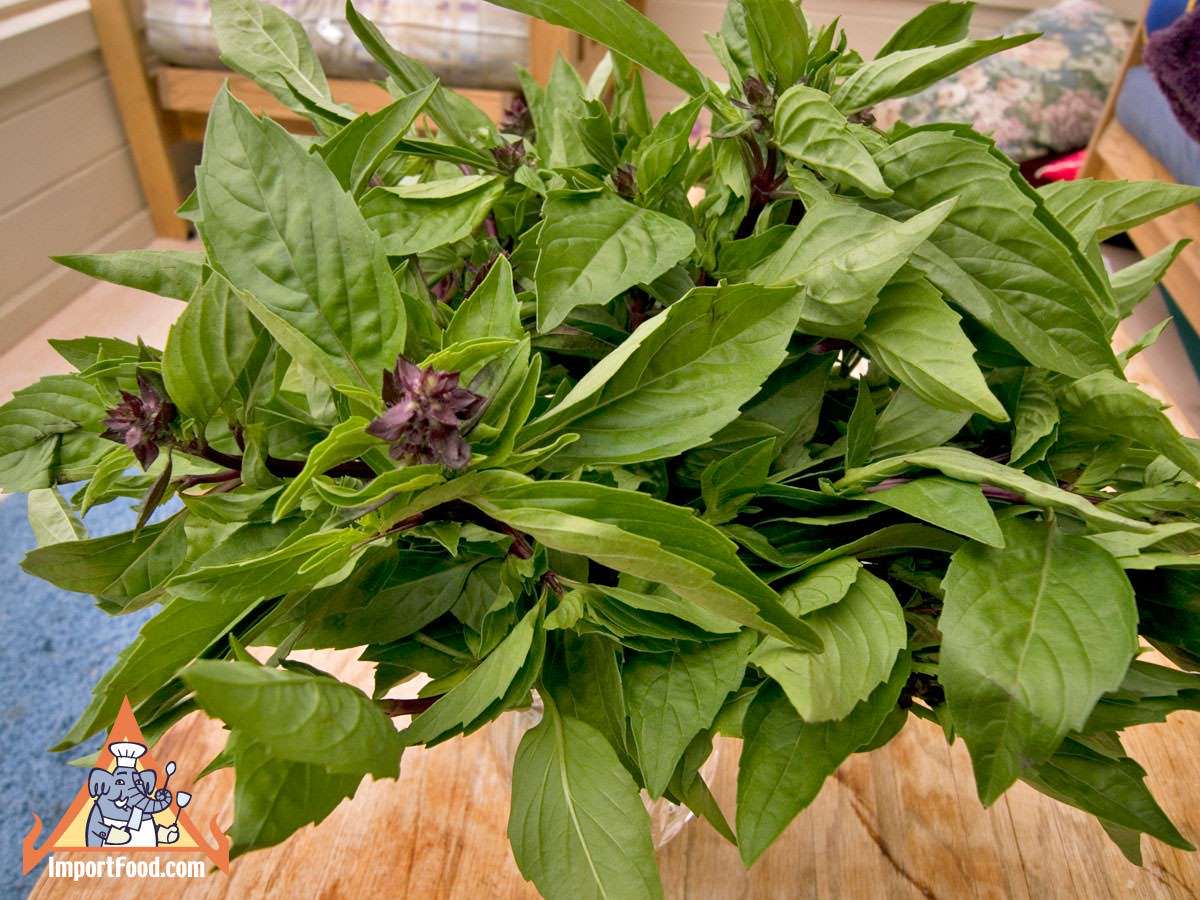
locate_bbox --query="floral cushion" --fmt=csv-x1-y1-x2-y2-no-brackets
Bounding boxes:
873,0,1131,162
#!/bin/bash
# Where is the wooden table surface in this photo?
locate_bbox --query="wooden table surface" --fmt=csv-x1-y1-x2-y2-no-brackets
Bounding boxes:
31,645,1200,900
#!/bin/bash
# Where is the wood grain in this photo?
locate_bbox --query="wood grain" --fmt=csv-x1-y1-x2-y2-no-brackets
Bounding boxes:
29,644,1200,899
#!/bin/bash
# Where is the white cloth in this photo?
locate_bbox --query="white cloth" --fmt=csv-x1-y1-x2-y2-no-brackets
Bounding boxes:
102,814,159,847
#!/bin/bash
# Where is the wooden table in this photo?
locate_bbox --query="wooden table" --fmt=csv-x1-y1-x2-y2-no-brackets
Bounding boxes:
30,643,1200,900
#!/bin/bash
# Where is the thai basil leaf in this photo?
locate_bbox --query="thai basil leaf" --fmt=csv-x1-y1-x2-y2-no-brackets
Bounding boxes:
210,0,349,125
940,517,1138,804
832,34,1037,111
736,653,909,864
624,631,751,796
26,487,87,546
752,569,905,721
196,88,405,391
445,256,524,345
185,660,402,777
534,190,696,331
52,250,205,301
864,476,1004,547
508,700,663,900
468,479,823,649
876,1,974,57
773,85,889,198
361,175,506,256
859,270,1007,421
1111,240,1190,319
0,375,108,492
1039,179,1200,245
522,283,803,468
163,273,263,426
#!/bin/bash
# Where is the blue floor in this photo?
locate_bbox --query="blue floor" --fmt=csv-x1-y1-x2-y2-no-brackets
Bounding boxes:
0,491,156,898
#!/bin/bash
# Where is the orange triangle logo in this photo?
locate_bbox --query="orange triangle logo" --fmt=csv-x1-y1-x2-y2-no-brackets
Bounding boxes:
22,697,230,874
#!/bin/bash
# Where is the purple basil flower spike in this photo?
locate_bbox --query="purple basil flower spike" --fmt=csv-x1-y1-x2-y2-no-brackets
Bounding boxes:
367,357,485,470
101,374,176,469
500,93,534,138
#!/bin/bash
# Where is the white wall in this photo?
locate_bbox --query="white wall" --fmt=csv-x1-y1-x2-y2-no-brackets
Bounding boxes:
0,0,153,354
642,0,1143,113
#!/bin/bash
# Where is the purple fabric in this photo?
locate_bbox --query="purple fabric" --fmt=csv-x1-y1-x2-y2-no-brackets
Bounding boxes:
1144,11,1200,143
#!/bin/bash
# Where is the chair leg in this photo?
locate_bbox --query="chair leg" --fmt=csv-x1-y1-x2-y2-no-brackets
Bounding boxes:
89,0,188,239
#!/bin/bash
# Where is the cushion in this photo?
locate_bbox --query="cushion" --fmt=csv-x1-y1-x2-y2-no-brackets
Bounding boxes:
1143,7,1200,143
144,0,529,90
873,0,1131,162
1116,65,1200,186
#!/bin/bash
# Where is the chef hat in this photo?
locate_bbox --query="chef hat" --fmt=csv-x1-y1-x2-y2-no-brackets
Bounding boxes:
109,741,147,769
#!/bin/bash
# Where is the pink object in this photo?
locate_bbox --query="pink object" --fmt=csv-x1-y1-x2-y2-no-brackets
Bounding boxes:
1034,149,1087,181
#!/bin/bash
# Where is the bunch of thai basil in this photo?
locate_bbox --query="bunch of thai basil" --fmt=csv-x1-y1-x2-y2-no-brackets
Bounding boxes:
7,0,1200,892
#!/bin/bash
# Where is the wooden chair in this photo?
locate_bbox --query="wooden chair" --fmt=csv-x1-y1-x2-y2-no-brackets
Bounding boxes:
88,0,597,239
1080,5,1200,328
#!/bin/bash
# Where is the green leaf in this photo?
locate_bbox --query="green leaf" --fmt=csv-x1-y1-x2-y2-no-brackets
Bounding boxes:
163,273,262,425
196,87,405,391
871,386,969,458
862,476,1004,547
1111,240,1190,319
534,190,696,331
624,632,751,796
1022,739,1192,852
837,446,1153,533
736,654,909,865
272,417,381,520
750,196,954,338
871,128,1119,377
0,375,108,492
21,515,188,609
1039,179,1200,245
26,487,87,546
55,591,262,749
773,86,889,198
468,479,823,649
542,632,631,762
844,380,876,470
361,175,506,256
52,250,205,301
508,701,664,900
940,517,1138,804
522,283,803,467
859,270,1006,421
1061,371,1200,480
344,1,495,148
402,603,541,745
445,256,523,344
701,437,774,524
229,737,362,857
752,569,905,721
876,1,974,56
666,731,735,843
210,0,347,124
742,0,808,88
779,557,861,615
486,0,707,97
317,81,437,196
635,95,705,200
184,660,402,777
832,34,1037,111
293,551,487,648
1010,368,1059,466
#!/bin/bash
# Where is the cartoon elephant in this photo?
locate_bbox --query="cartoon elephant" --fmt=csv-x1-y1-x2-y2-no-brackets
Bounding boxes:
85,742,179,847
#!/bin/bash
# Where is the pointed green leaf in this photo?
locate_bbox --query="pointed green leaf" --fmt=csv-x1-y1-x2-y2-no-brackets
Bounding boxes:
445,256,523,344
752,569,905,721
184,660,402,777
361,175,506,256
508,703,663,900
196,87,405,391
535,190,695,331
940,517,1138,804
52,250,204,301
863,476,1003,547
774,86,890,198
877,1,974,57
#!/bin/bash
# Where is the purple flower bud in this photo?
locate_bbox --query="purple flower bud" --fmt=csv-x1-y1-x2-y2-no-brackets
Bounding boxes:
101,374,176,469
500,94,534,138
490,139,528,175
367,357,485,470
612,163,638,199
742,76,773,110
